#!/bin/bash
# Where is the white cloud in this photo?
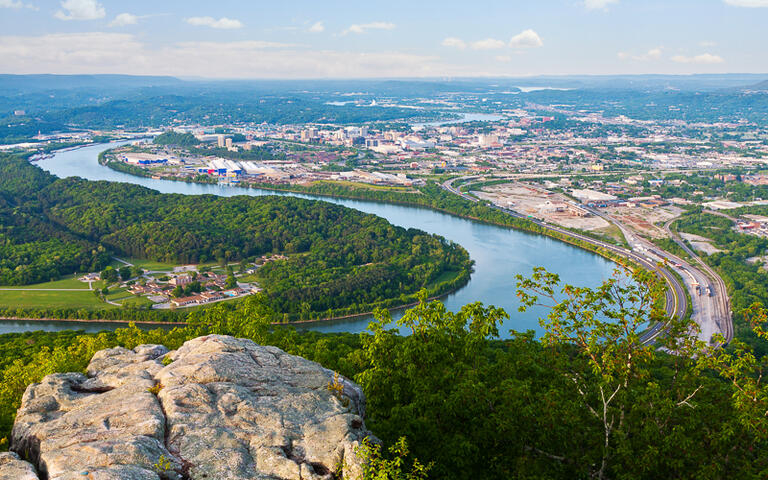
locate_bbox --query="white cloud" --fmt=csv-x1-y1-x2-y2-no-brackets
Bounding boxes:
0,32,459,78
442,37,467,49
109,13,138,27
509,29,543,48
671,53,724,64
54,0,105,20
341,22,395,35
185,16,243,29
495,55,512,63
618,47,663,61
308,21,324,33
471,38,506,50
584,0,619,9
0,0,36,9
724,0,768,6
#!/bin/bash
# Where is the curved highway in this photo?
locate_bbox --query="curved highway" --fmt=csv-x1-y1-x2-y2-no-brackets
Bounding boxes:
441,177,687,344
663,218,733,343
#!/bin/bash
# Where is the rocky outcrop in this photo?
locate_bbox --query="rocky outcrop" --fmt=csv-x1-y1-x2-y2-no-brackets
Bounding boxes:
0,452,38,480
6,335,372,480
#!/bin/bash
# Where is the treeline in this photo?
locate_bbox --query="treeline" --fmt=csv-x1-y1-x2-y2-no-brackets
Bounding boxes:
0,154,111,284
2,275,768,479
188,145,287,161
248,180,629,260
674,212,768,350
40,94,442,129
153,131,199,146
0,153,470,319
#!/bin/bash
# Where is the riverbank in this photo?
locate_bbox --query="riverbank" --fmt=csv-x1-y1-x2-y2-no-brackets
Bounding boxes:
102,157,632,267
12,141,622,337
0,280,466,329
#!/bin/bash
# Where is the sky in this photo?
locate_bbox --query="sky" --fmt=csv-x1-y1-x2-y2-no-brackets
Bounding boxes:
0,0,766,79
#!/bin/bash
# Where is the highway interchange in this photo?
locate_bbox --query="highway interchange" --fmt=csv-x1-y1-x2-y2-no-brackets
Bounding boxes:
441,176,733,345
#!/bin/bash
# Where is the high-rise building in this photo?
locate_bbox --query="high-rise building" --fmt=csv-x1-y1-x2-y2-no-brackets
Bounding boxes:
225,137,233,148
217,134,226,148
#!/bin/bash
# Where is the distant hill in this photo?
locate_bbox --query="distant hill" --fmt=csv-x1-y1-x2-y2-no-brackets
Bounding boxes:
0,74,184,93
743,79,768,91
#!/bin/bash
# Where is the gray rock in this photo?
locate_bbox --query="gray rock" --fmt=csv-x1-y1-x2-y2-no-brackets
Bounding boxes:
0,452,38,480
9,336,372,480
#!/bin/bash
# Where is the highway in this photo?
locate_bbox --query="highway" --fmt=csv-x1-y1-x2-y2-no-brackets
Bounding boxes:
587,207,732,344
662,218,733,343
440,177,687,344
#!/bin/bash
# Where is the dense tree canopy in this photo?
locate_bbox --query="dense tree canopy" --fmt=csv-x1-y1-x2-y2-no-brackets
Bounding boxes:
1,274,767,479
152,131,200,146
0,153,470,320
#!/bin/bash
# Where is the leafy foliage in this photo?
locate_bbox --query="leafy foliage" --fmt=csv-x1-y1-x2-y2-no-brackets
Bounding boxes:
153,131,200,146
0,154,470,320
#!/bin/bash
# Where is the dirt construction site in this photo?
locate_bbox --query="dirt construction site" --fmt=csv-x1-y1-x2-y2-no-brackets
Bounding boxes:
472,182,611,231
602,205,683,239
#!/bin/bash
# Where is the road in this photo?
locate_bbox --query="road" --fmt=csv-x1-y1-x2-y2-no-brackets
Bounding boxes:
662,218,733,343
441,177,687,344
585,207,731,344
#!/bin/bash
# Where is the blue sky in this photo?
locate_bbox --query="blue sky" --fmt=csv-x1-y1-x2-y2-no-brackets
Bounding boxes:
0,0,766,78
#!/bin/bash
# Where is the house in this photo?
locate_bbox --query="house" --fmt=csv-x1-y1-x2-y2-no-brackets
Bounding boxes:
171,296,199,307
200,292,226,302
169,274,193,286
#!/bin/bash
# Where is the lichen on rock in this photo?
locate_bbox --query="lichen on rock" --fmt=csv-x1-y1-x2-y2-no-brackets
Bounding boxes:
4,335,372,480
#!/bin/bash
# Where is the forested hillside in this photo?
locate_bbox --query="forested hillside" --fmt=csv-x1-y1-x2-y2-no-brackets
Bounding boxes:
1,271,767,479
0,153,471,319
0,155,110,284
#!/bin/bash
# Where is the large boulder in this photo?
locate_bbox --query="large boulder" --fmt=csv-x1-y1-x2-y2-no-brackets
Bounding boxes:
0,452,38,480
6,335,372,480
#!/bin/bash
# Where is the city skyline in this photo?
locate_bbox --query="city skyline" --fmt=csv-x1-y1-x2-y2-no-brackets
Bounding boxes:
0,0,767,78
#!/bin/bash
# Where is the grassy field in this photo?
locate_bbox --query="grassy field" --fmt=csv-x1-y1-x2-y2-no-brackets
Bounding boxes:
236,273,259,283
105,288,130,301
0,275,91,290
119,296,154,308
0,290,114,310
121,258,179,271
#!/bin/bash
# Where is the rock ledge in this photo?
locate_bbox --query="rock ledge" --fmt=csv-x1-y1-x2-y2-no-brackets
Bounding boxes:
4,335,371,480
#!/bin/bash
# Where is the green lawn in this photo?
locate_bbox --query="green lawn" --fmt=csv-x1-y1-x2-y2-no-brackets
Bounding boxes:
119,296,154,308
122,258,221,272
122,258,179,271
105,288,130,301
0,290,114,310
237,274,259,283
0,275,92,290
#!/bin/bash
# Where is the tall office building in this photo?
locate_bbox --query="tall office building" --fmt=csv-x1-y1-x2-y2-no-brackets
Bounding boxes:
217,134,226,148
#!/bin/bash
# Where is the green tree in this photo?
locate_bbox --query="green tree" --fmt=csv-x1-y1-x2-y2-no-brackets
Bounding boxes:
699,303,768,438
516,267,705,479
100,266,118,283
118,266,132,281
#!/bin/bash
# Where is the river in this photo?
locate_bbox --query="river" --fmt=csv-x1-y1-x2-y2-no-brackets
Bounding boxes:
0,141,617,337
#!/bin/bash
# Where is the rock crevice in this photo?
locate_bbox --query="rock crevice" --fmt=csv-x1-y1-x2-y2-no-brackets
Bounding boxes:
2,335,371,480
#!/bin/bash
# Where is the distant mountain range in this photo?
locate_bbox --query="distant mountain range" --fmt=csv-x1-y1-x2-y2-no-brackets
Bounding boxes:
743,79,768,91
0,74,185,93
2,73,768,95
